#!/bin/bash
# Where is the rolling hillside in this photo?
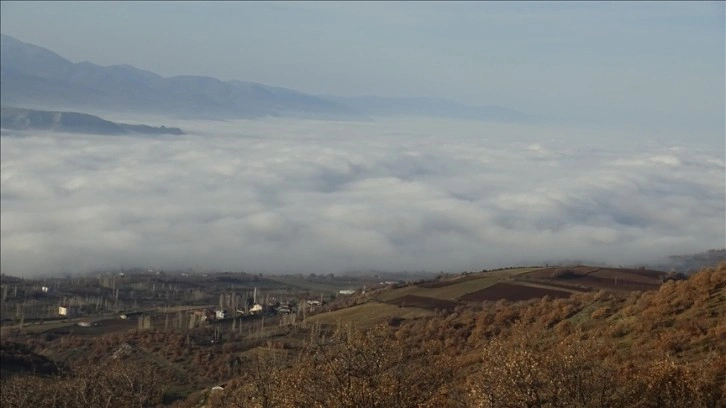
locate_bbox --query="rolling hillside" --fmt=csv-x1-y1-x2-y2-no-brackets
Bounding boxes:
295,265,669,330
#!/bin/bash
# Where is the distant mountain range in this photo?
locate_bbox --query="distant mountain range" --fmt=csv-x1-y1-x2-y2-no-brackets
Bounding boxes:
0,34,531,122
323,95,533,122
1,107,183,136
653,249,726,274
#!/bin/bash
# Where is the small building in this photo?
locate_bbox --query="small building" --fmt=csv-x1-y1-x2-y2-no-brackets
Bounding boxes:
215,309,228,319
192,309,209,321
119,311,142,320
58,306,70,316
249,304,263,315
41,286,49,293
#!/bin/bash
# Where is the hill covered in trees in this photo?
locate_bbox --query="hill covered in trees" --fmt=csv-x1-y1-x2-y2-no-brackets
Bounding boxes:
1,263,724,407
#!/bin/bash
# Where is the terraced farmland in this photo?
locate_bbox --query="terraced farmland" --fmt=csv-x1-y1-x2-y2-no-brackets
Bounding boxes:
518,266,666,292
459,282,572,302
376,267,542,303
315,265,669,328
306,301,434,328
385,295,460,311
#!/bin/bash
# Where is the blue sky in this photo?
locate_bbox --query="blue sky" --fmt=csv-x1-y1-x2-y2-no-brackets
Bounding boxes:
1,1,724,142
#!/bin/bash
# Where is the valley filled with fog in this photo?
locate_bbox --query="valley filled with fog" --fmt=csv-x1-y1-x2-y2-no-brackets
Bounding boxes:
1,117,723,277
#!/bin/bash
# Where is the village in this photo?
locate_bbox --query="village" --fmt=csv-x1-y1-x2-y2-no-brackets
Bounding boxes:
0,268,415,339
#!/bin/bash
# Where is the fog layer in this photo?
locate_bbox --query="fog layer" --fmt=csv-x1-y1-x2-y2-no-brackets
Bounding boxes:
1,118,723,276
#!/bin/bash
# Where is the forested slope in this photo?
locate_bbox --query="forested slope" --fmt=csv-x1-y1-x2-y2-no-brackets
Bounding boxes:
2,263,724,408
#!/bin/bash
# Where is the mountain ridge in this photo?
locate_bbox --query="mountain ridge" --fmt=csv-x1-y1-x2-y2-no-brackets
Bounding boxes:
0,106,184,136
322,94,535,123
1,33,531,123
0,34,362,120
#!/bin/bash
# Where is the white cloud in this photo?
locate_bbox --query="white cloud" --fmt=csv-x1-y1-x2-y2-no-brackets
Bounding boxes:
1,117,723,276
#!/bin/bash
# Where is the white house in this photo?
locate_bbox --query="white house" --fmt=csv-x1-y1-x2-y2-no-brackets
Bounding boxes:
58,306,70,316
215,309,228,319
41,286,49,293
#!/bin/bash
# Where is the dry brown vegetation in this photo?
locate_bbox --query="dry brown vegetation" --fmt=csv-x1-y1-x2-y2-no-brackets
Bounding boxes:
1,359,166,408
2,263,725,407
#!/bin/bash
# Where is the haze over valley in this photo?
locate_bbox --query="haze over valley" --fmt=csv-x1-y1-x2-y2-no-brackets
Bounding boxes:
1,2,724,277
2,113,723,276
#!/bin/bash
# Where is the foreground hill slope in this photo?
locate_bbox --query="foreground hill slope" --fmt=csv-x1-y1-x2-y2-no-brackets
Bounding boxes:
1,263,724,407
209,263,725,407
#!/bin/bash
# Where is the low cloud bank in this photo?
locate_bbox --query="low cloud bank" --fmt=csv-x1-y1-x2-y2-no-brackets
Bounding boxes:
1,118,723,276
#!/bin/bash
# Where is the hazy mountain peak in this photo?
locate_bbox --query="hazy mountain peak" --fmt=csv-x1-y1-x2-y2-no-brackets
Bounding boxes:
0,33,366,120
1,33,74,78
0,33,530,123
